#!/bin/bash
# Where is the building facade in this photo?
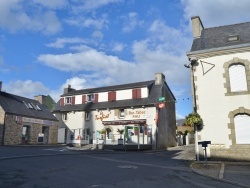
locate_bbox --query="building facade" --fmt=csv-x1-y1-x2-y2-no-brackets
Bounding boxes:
187,16,250,160
53,73,176,150
0,90,59,145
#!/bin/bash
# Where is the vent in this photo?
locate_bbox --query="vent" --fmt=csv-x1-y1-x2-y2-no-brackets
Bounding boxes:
228,35,239,42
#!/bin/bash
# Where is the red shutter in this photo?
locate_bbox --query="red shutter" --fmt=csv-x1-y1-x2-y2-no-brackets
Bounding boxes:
112,91,116,101
60,98,64,106
82,95,86,103
72,96,75,105
108,92,111,101
137,89,141,98
132,89,136,99
94,94,98,103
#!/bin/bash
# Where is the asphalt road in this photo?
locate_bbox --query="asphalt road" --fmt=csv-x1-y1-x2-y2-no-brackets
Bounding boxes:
0,146,241,188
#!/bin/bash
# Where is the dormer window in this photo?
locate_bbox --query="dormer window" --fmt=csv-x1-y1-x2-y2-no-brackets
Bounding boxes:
36,105,41,110
87,94,94,102
65,97,72,104
228,35,239,42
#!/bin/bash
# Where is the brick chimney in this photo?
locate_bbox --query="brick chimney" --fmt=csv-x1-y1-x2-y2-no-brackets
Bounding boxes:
155,73,165,85
34,95,46,104
191,16,204,38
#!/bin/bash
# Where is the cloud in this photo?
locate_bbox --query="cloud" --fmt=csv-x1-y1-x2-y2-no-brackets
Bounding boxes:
46,38,87,48
32,0,68,9
0,0,61,34
181,0,250,27
71,0,123,12
3,80,49,98
122,12,143,33
176,111,185,119
111,42,126,52
92,31,103,39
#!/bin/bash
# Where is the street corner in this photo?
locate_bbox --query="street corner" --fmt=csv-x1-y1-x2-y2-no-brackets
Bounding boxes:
190,161,222,179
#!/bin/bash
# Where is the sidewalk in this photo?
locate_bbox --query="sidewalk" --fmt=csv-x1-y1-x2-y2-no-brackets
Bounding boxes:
191,161,250,188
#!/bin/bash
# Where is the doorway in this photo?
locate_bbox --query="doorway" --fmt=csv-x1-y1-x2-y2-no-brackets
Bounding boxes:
22,126,30,144
42,126,49,144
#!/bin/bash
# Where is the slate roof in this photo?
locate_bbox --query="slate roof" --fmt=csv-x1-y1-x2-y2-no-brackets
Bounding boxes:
53,81,175,112
0,91,58,121
190,22,250,52
61,80,154,97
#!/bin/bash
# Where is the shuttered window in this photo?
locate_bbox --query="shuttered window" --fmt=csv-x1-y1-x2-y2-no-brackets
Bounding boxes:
94,94,98,103
132,88,141,99
72,96,75,105
108,91,116,101
229,64,247,92
82,95,86,104
234,114,250,144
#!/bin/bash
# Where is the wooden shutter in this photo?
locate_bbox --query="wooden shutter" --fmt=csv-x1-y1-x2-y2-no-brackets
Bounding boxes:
72,96,75,105
108,92,111,101
132,89,136,99
112,91,116,101
60,98,64,106
94,94,98,103
137,89,141,98
82,95,86,104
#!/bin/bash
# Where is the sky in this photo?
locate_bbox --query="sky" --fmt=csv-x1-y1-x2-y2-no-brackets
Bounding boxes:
1,0,250,119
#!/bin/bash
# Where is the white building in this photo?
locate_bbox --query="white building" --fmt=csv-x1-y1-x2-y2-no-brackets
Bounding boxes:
187,16,250,160
53,73,177,150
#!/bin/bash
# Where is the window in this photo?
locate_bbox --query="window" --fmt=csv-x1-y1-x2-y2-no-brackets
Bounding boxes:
65,97,72,104
119,109,125,118
234,114,250,144
87,94,94,102
228,35,239,42
63,113,67,121
85,112,91,120
36,105,41,110
229,64,247,92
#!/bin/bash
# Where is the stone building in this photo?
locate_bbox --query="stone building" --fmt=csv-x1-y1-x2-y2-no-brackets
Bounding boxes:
187,16,250,160
0,90,58,145
53,73,177,150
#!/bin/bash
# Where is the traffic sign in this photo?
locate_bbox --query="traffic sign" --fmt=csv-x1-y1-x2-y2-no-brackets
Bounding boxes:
158,97,165,102
158,103,165,108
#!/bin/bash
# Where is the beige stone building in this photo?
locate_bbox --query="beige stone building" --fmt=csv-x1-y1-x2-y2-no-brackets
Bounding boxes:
187,16,250,160
0,89,58,145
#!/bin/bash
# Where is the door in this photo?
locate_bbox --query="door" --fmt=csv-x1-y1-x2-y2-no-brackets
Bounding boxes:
22,126,30,144
42,126,49,144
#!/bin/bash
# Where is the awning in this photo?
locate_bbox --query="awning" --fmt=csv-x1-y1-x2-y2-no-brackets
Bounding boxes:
102,119,146,125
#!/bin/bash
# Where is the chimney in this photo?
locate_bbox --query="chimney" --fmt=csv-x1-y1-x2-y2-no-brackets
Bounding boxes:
64,84,76,94
191,16,204,38
0,81,2,91
155,73,165,85
34,95,46,104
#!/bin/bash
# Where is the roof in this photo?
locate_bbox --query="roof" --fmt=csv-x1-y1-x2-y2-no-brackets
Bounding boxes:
0,91,58,121
61,80,154,97
190,22,250,52
53,81,175,112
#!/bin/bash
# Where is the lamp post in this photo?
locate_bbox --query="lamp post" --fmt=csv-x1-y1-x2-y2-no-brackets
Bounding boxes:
184,57,199,161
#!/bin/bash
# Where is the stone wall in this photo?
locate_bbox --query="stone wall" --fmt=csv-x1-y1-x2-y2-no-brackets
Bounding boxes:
0,107,5,145
4,114,58,145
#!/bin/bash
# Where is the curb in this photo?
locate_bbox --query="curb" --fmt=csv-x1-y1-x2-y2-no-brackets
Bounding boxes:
190,162,250,188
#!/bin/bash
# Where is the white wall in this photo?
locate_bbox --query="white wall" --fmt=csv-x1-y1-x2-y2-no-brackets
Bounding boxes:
195,52,250,148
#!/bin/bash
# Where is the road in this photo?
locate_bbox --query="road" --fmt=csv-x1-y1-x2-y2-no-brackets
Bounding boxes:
0,146,240,188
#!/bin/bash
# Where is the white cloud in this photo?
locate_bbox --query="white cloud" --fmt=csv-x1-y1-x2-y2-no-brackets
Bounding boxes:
181,0,250,27
71,0,123,12
122,12,143,33
111,42,126,52
0,0,61,34
46,38,87,48
176,111,185,119
92,31,103,39
32,0,67,9
3,80,49,98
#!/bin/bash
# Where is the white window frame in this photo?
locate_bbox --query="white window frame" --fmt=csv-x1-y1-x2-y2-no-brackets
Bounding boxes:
63,113,68,121
119,109,125,118
65,97,72,104
87,94,94,102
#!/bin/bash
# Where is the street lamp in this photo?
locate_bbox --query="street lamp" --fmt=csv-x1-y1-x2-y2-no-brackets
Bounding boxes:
184,57,199,161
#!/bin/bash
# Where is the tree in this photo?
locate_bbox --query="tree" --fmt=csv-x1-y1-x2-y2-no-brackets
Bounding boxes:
185,112,204,131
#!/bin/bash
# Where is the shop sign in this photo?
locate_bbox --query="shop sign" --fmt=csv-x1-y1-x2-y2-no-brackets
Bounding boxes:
158,97,165,102
128,110,147,119
22,117,53,125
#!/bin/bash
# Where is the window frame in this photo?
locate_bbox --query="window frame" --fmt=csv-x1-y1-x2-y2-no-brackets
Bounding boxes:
85,111,91,121
65,97,72,104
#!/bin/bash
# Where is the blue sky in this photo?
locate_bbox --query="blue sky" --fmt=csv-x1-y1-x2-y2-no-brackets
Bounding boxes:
1,0,250,119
